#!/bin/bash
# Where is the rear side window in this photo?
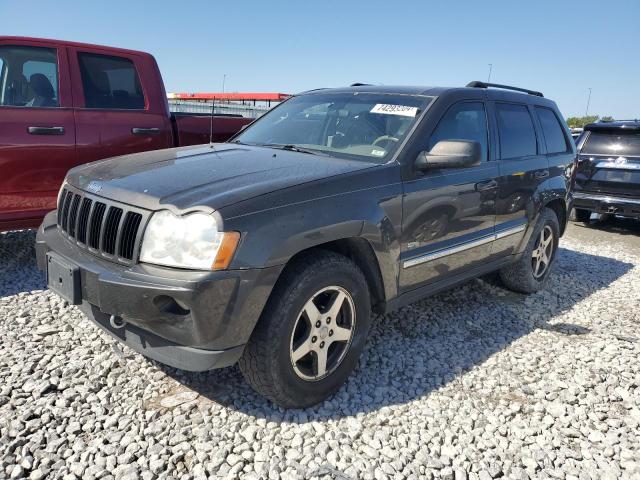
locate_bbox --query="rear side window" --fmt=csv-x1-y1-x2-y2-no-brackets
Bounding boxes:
78,53,145,109
429,102,488,162
0,45,59,107
536,107,569,154
496,103,537,159
582,132,640,157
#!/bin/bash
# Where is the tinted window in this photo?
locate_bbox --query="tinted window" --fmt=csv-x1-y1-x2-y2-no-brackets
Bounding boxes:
428,102,488,162
582,132,640,156
0,46,59,107
78,53,145,109
536,107,568,154
496,103,537,158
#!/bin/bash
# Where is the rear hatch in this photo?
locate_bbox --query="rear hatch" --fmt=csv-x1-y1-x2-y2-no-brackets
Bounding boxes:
575,127,640,197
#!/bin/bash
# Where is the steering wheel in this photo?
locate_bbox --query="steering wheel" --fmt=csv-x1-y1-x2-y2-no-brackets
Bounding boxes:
373,135,400,148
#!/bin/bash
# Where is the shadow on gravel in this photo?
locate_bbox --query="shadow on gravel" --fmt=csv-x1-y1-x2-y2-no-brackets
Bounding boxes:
0,230,45,297
163,246,633,421
576,215,640,237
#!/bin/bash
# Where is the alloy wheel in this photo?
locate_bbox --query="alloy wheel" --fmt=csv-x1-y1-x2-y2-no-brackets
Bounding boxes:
531,225,554,279
289,286,356,381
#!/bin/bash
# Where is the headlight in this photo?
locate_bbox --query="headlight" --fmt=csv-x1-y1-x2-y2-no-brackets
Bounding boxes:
139,210,240,270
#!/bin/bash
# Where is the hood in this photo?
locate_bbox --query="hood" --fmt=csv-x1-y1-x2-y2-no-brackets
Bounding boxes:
66,144,376,212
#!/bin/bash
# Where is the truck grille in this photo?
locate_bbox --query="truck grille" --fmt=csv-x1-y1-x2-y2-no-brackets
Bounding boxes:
57,186,148,264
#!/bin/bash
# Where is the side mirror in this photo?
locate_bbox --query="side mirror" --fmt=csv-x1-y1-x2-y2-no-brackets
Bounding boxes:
415,140,482,170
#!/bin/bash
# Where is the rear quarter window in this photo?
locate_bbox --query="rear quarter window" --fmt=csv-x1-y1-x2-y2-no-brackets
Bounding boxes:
496,103,537,159
536,107,569,154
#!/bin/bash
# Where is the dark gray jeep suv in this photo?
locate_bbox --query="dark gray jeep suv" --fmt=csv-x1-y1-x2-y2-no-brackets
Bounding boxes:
36,82,576,407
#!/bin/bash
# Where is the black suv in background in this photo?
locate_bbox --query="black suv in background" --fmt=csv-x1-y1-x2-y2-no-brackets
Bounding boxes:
573,120,640,221
36,82,576,408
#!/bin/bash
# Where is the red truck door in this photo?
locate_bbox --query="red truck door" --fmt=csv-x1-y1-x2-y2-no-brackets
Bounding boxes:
0,40,76,225
68,47,172,162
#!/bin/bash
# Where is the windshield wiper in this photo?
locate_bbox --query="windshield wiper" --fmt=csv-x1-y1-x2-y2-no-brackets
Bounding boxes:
263,144,329,156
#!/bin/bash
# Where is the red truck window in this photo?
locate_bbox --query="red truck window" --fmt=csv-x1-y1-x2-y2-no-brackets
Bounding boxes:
0,46,59,107
78,52,145,110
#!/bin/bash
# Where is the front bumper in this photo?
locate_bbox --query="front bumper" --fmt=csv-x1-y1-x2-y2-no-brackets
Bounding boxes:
573,192,640,218
36,212,281,371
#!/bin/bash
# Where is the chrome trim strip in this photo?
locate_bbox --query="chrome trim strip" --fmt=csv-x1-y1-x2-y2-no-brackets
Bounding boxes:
574,192,640,205
495,224,527,239
403,223,527,268
403,234,495,268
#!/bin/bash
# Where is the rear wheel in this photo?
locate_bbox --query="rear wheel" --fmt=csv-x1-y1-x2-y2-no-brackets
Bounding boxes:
572,208,592,223
499,208,560,294
239,251,371,408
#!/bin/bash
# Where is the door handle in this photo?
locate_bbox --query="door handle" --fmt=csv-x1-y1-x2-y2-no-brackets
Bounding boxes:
28,126,65,135
534,169,550,179
132,127,161,135
475,179,498,191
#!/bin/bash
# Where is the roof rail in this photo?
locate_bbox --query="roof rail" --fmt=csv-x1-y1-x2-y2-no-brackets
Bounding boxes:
466,81,544,97
350,82,373,87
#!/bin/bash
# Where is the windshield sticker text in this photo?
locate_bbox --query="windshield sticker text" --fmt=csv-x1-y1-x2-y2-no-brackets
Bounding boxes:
370,104,419,117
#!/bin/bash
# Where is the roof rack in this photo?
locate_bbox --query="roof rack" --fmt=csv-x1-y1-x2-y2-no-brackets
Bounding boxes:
466,81,544,97
350,82,373,87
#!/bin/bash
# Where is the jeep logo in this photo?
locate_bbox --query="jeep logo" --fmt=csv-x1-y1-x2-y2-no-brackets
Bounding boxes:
87,181,102,194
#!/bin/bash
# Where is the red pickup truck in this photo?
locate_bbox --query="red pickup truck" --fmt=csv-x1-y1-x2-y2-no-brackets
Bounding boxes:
0,37,252,232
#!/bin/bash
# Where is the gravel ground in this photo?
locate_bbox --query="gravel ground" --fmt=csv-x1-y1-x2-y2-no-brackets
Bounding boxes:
1,219,639,480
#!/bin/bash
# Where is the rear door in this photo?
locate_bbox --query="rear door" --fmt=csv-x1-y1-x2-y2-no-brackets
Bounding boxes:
0,40,76,223
400,99,498,291
492,102,549,257
575,129,640,198
68,47,172,163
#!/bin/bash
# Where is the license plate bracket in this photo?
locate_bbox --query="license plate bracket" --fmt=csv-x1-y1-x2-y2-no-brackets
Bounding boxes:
46,252,81,305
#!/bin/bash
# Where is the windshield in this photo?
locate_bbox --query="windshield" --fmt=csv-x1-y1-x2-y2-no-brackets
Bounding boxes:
233,92,433,162
582,131,640,157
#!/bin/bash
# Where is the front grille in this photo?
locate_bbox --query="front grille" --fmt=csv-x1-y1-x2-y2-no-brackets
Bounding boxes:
57,185,149,264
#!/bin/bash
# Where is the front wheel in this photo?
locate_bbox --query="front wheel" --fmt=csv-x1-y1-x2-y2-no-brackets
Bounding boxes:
239,251,371,408
499,208,560,294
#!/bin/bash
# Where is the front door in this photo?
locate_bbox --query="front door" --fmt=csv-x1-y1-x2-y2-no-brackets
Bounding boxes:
0,42,76,224
400,100,498,291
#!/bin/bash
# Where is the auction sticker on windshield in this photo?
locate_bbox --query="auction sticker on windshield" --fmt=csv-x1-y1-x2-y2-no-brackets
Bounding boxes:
370,104,419,117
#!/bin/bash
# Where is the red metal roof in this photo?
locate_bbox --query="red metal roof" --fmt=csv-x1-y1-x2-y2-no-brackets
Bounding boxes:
168,92,290,101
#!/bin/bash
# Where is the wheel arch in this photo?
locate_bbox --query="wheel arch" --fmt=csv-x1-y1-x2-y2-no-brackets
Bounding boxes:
269,237,388,314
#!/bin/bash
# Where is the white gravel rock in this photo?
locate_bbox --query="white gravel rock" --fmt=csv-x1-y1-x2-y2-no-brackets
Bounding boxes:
1,224,639,479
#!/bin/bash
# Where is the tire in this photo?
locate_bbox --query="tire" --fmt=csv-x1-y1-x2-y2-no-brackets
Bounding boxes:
499,208,560,294
239,250,371,408
571,208,591,223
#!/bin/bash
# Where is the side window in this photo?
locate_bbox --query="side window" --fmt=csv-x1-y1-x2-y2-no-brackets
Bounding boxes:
78,53,145,109
428,102,488,162
0,45,59,107
535,107,569,154
496,103,537,159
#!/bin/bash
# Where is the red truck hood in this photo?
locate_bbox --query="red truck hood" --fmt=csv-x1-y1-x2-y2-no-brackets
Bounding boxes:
65,144,375,212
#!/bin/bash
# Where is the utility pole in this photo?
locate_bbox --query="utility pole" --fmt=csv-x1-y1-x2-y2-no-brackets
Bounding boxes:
585,88,592,117
222,74,227,94
487,64,493,83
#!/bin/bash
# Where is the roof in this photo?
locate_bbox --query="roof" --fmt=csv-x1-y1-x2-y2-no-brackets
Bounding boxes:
0,36,150,57
585,120,640,132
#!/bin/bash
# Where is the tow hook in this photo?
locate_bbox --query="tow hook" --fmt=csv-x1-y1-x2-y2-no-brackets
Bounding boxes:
605,205,619,214
109,315,126,329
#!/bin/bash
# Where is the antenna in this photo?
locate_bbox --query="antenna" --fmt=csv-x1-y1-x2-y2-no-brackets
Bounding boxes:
209,96,215,145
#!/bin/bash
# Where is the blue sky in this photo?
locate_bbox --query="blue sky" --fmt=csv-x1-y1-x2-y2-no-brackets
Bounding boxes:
3,0,639,118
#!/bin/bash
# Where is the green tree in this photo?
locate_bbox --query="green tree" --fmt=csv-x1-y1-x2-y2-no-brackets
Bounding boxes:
566,115,599,128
